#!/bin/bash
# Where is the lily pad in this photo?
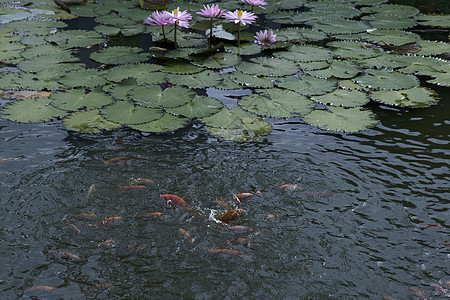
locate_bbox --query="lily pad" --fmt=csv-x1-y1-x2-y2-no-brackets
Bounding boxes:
362,14,416,30
328,41,384,60
369,87,439,108
58,69,108,88
236,57,299,77
416,14,450,28
90,47,150,65
312,89,370,107
274,45,333,62
307,60,362,79
275,28,328,43
201,106,257,129
239,89,314,118
230,72,275,88
167,70,223,89
207,117,272,142
62,109,122,133
101,100,165,125
225,43,263,56
312,19,371,35
191,52,241,69
129,113,190,133
166,95,224,118
162,59,204,74
50,88,114,111
357,55,411,69
1,97,67,123
104,63,165,85
45,30,105,48
360,29,420,46
303,106,379,133
360,4,419,17
352,69,419,90
129,85,195,108
275,75,338,96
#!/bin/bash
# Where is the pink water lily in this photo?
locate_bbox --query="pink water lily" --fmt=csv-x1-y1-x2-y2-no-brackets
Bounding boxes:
223,10,257,47
241,0,268,12
144,11,174,43
196,4,225,47
167,7,192,49
254,29,276,46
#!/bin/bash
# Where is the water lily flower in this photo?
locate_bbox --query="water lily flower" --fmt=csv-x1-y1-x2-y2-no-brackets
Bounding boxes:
223,10,257,47
241,0,268,12
167,7,192,48
196,4,225,47
143,11,174,43
254,29,276,46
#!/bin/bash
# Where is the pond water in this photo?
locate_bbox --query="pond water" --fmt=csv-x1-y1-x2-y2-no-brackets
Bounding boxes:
1,0,450,299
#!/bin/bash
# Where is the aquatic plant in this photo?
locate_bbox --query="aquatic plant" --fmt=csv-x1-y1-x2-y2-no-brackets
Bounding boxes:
196,4,225,47
222,10,257,47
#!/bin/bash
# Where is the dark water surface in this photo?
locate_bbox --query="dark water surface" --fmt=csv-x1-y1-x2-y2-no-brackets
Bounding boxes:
1,1,450,299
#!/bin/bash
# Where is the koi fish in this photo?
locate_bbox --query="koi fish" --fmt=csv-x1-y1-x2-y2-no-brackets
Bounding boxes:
179,228,193,242
279,184,302,192
139,212,163,219
225,237,257,247
87,184,95,197
52,251,81,261
264,213,278,221
24,286,57,294
204,248,250,260
0,158,14,164
218,209,246,223
409,287,427,300
68,223,81,234
213,200,230,210
128,178,155,185
418,224,442,230
73,213,96,220
430,283,449,297
95,216,123,227
160,194,189,208
226,225,255,233
103,157,132,165
234,193,253,202
117,185,148,191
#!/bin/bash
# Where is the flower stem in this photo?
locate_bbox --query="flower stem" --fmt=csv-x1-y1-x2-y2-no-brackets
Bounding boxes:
174,22,178,49
162,26,166,43
209,18,213,47
238,22,241,48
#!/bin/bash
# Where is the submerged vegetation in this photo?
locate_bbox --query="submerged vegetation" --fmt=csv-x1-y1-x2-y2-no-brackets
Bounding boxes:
0,0,449,140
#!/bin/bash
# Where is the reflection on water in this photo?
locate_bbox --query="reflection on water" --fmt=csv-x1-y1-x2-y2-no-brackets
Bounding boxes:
1,85,448,299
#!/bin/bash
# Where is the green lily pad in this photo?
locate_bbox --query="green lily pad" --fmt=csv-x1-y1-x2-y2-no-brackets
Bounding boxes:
328,41,384,60
362,14,416,30
312,89,370,107
416,14,450,28
58,69,108,88
361,29,420,46
1,97,67,123
50,88,113,111
396,56,449,77
6,19,67,35
303,106,379,133
90,46,150,65
225,43,263,56
416,41,450,56
361,4,419,17
230,72,275,88
369,87,439,108
45,30,105,48
129,113,190,133
166,95,224,118
275,75,338,96
101,100,165,125
201,106,257,129
162,59,204,74
20,44,72,59
104,63,165,85
312,19,370,35
240,89,314,118
62,109,122,133
191,52,241,69
274,45,333,62
307,60,362,79
236,57,299,77
130,85,195,108
104,78,138,100
207,117,272,142
167,70,223,89
352,69,419,90
275,28,328,43
17,53,79,72
357,54,411,69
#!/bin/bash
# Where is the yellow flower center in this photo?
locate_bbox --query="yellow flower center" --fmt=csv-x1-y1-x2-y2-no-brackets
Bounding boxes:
237,10,243,18
174,9,178,15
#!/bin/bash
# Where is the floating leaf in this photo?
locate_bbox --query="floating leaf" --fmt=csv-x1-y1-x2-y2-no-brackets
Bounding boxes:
416,14,450,28
207,117,272,142
62,109,122,133
416,41,450,56
45,30,105,48
5,19,67,35
58,69,108,88
209,25,235,40
0,97,67,123
50,88,113,111
20,44,72,59
303,106,379,133
167,70,223,89
130,85,195,108
129,113,189,133
162,59,204,74
104,63,164,85
274,45,333,62
369,87,439,108
101,100,164,125
275,75,338,96
192,52,241,69
328,41,384,60
396,56,449,77
352,69,419,90
230,72,275,88
298,61,330,71
17,53,79,72
225,43,262,56
312,89,370,107
312,19,370,35
90,46,150,65
357,54,411,69
239,89,314,118
236,57,299,77
166,95,224,118
307,60,362,79
201,106,256,129
104,78,138,100
361,4,419,17
362,14,416,30
360,29,420,46
95,14,136,26
275,28,328,43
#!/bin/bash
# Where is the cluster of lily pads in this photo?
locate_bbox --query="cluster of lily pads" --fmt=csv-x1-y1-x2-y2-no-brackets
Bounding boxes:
0,0,449,141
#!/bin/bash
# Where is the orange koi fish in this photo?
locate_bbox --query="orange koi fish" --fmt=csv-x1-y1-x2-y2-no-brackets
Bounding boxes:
73,212,96,220
226,225,255,233
234,193,253,202
179,228,193,242
409,287,427,300
204,248,249,260
213,200,230,210
117,185,148,191
139,212,163,219
128,178,155,185
68,223,81,234
24,286,57,293
218,209,246,223
95,216,123,226
418,224,442,230
430,283,449,297
225,237,257,247
103,157,132,165
160,194,189,208
279,184,302,192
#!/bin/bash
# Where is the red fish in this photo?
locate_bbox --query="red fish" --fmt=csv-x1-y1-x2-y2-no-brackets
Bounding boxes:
234,193,253,202
25,286,57,293
179,228,193,242
68,223,81,234
117,185,148,191
218,209,246,223
95,216,123,226
279,184,302,192
139,212,163,219
160,194,189,208
204,248,250,260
